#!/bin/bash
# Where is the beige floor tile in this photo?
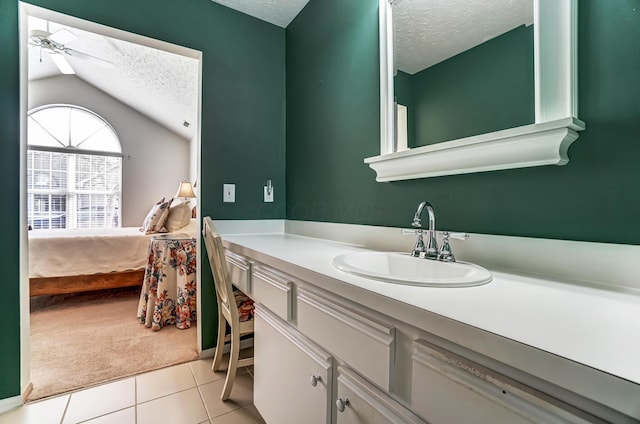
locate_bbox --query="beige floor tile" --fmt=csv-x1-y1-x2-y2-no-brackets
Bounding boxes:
82,407,135,424
199,372,253,419
189,358,225,386
136,362,196,403
137,388,208,424
212,405,265,424
0,395,68,424
63,378,135,424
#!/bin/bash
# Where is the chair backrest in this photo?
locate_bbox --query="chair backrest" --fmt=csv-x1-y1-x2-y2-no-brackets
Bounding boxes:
202,216,237,324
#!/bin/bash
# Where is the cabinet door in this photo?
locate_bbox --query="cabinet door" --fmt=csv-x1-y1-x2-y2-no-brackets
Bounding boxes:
335,366,427,424
411,340,596,424
254,305,332,424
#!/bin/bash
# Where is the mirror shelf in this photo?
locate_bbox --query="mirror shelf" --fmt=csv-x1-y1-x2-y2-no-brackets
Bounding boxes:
368,0,584,182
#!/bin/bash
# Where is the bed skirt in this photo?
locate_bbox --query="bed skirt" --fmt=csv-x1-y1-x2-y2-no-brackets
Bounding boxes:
29,269,145,297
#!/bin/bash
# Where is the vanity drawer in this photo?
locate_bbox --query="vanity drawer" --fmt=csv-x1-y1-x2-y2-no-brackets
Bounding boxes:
336,366,426,424
252,265,293,321
225,252,251,294
297,287,395,390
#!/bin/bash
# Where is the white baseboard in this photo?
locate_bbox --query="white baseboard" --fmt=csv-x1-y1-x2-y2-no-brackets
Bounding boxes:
213,219,284,235
200,337,254,359
0,395,23,415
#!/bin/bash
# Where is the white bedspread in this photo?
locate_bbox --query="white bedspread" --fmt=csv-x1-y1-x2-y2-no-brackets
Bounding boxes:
28,219,198,278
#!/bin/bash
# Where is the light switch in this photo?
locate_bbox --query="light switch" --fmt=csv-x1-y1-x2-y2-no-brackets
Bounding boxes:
223,184,235,203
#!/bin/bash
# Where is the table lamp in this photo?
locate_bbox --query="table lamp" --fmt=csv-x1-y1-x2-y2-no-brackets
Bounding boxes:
174,181,196,202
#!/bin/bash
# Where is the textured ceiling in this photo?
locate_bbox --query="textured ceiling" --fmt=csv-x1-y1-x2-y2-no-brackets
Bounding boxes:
27,1,532,139
28,16,198,141
394,0,533,74
210,0,311,27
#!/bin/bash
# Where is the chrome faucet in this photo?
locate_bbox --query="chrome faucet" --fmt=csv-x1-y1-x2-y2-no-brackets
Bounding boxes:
410,201,438,259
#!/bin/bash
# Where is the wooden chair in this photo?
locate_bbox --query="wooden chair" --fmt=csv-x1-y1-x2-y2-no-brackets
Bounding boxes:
202,216,254,400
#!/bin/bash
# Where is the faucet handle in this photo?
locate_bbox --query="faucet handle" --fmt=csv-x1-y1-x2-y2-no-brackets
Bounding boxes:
401,229,423,236
437,232,469,262
438,232,455,262
446,232,469,241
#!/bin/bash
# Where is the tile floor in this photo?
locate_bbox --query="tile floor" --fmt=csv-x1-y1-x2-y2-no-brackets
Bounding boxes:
0,358,265,424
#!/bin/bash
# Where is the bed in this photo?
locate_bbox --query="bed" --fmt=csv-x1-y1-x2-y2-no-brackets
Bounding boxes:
28,219,198,296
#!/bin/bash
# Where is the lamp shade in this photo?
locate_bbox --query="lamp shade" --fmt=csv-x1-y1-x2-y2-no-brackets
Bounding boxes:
175,181,196,199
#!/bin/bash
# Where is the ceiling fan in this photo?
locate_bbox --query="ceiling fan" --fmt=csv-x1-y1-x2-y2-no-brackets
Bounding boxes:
29,28,113,75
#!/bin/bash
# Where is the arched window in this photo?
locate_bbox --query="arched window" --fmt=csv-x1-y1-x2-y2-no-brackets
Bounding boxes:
27,105,122,229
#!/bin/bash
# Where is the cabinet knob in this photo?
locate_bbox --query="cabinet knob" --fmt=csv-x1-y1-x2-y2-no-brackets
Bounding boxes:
336,398,350,413
310,375,322,387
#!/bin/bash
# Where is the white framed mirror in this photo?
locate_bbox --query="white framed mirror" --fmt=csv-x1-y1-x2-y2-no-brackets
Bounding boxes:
366,0,585,182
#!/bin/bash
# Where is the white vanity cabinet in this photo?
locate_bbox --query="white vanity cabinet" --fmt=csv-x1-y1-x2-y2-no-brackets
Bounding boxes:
254,305,332,424
223,242,626,424
249,263,424,424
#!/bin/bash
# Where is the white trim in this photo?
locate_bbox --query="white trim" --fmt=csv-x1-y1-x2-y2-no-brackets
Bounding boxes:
18,1,31,401
366,117,584,181
379,0,394,155
372,0,584,181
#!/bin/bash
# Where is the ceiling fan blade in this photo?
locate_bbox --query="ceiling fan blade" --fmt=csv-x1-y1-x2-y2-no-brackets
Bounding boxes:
49,52,75,74
49,28,78,45
64,48,114,69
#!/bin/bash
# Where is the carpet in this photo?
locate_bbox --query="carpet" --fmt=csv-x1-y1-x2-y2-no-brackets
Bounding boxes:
28,286,199,401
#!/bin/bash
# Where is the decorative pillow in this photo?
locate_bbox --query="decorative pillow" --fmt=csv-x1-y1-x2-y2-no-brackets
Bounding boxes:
165,201,192,232
141,197,173,234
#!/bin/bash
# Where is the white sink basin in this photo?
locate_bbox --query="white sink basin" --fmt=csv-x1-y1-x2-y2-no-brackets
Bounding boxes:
331,252,492,287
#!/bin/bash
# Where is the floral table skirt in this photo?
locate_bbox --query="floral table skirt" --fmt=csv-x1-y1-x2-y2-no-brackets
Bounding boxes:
137,236,197,331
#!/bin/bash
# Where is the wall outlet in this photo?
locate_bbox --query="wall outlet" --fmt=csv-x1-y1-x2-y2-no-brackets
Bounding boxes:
223,184,235,203
264,186,274,202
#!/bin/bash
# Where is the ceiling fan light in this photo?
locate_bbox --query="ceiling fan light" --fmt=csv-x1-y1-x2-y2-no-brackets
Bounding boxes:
50,52,75,74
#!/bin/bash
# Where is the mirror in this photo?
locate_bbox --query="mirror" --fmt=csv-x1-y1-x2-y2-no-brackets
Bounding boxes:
366,0,585,182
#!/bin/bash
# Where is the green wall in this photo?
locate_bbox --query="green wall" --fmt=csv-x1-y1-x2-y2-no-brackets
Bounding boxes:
286,0,640,246
0,0,22,402
396,25,534,148
0,0,285,399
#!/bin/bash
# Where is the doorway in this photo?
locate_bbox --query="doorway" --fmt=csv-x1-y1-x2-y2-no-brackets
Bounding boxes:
19,2,203,400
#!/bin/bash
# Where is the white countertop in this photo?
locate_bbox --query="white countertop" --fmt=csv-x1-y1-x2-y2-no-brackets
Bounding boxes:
222,232,640,387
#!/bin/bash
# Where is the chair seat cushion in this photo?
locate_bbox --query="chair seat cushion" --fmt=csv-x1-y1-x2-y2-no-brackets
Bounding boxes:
233,289,254,322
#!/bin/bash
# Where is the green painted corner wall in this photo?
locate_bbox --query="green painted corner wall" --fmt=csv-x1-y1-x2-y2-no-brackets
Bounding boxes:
0,0,23,401
1,0,285,399
286,0,640,246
